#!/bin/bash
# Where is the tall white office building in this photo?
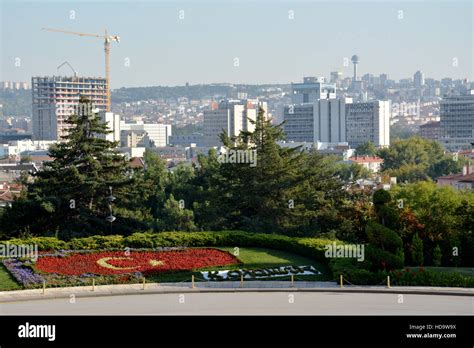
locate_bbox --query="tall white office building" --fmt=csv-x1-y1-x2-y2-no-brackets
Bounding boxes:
440,92,474,150
345,100,390,147
100,112,121,143
314,98,348,143
283,104,314,142
284,98,349,143
120,121,172,147
203,99,268,146
290,77,336,104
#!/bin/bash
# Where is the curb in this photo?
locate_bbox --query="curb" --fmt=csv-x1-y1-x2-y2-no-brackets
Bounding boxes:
1,283,473,303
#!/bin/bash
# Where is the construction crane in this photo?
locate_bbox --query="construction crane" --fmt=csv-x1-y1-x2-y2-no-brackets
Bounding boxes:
42,27,120,112
57,61,78,77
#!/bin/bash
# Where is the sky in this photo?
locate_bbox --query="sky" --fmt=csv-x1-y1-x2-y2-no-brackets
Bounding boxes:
0,0,473,88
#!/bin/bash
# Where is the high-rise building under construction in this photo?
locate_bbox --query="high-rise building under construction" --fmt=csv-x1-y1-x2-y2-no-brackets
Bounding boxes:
32,76,107,140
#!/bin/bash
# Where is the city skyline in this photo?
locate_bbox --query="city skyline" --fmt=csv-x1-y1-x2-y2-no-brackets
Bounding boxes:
1,0,473,88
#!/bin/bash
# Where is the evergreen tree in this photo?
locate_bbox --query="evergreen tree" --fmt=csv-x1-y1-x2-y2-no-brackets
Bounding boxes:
214,107,347,235
355,141,378,156
1,97,132,237
411,233,424,266
156,194,196,231
433,244,442,267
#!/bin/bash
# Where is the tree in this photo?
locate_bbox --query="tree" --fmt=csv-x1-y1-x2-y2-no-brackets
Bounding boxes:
428,156,468,180
433,245,442,267
212,107,347,235
1,97,132,237
372,189,399,229
454,199,474,266
365,221,404,271
355,141,378,156
378,136,466,182
334,160,371,182
190,148,227,230
390,181,474,266
411,233,424,266
156,194,196,231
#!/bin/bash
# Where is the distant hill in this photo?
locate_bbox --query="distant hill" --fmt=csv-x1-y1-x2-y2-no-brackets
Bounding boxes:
112,83,290,103
0,89,32,117
0,83,291,117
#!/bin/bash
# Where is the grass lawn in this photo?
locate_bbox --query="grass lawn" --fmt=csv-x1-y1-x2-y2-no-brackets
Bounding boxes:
217,247,318,268
0,262,21,291
423,267,474,277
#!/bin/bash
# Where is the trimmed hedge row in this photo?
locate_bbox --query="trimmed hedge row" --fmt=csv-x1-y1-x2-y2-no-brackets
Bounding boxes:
333,266,474,287
390,268,474,288
1,231,341,266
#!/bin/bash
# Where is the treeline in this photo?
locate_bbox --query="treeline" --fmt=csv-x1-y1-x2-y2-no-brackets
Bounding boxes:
356,137,468,183
112,84,290,103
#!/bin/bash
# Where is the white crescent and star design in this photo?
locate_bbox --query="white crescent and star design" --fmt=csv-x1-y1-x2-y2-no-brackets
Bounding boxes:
96,257,165,270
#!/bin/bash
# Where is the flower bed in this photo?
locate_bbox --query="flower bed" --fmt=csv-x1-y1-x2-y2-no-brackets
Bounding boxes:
36,248,238,275
3,248,239,288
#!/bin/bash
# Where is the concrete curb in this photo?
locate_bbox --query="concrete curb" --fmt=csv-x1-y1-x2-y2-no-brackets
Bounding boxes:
1,281,473,303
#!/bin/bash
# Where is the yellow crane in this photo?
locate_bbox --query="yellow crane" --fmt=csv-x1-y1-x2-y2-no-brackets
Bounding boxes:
42,28,120,112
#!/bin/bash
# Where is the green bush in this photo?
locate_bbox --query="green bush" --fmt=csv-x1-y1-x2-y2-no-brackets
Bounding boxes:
364,245,404,271
69,235,125,250
411,233,424,266
433,245,442,267
373,189,392,205
390,267,474,287
366,221,403,252
0,237,68,251
344,269,387,285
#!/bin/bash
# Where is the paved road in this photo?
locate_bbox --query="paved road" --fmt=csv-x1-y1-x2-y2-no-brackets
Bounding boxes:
1,292,472,315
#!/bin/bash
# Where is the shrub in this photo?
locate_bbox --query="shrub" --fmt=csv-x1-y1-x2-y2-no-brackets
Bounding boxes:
411,233,424,266
69,235,125,250
390,268,474,287
329,258,361,276
344,269,387,285
364,245,404,271
366,221,403,252
1,237,68,251
373,189,392,205
433,245,442,267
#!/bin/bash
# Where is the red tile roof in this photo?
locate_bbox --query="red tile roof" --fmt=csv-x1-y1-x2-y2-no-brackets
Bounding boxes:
128,157,145,169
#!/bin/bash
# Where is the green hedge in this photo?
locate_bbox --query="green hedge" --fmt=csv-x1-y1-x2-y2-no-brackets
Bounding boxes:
390,268,474,287
2,237,69,251
1,231,339,265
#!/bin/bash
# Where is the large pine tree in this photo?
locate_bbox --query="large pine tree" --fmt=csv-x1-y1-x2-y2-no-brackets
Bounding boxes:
2,97,131,237
214,107,347,235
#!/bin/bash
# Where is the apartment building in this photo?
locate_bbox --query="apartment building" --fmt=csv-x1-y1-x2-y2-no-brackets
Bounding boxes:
345,100,390,147
440,92,474,150
32,76,107,140
203,99,267,146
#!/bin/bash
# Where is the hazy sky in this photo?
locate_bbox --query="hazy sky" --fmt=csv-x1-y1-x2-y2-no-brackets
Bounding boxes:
1,0,472,88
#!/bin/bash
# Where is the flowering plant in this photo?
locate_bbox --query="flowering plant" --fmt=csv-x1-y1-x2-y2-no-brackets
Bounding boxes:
35,248,239,276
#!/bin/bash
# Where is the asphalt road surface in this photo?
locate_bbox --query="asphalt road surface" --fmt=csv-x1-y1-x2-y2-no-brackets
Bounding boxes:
1,292,473,315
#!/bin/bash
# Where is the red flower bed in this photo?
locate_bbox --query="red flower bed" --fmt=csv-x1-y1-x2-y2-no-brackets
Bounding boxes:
35,249,239,275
